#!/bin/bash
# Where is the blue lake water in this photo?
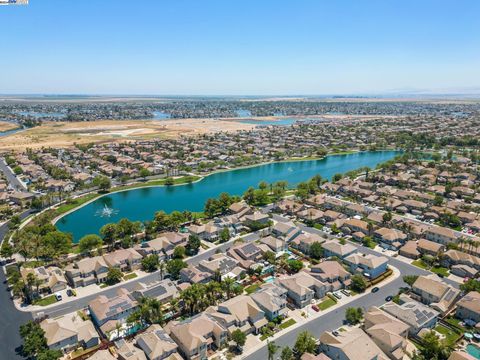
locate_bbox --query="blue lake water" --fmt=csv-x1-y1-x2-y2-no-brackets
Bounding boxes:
152,111,171,120
237,118,298,126
236,109,252,117
56,151,400,241
18,111,65,118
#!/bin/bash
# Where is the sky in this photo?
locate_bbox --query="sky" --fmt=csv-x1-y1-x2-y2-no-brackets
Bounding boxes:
0,0,479,95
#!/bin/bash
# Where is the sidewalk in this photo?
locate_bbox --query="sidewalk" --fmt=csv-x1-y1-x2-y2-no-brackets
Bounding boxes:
237,264,401,359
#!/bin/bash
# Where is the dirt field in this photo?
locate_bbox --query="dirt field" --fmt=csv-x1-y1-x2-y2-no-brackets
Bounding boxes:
0,119,256,151
0,121,19,132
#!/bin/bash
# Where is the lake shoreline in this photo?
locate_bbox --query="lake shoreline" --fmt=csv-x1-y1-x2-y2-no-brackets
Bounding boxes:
52,149,400,239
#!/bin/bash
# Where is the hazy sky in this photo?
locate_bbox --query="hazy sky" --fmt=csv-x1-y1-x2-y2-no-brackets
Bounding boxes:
1,0,479,95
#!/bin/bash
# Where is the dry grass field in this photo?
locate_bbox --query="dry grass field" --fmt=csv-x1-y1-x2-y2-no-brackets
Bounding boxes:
0,121,19,132
0,119,256,151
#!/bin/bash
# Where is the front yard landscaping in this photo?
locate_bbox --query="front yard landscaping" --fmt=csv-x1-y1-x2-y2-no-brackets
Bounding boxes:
123,272,138,281
279,318,296,330
318,296,337,310
32,294,58,306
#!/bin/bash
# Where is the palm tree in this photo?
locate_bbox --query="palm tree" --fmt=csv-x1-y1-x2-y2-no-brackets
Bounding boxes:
159,261,165,280
267,340,279,360
222,277,235,299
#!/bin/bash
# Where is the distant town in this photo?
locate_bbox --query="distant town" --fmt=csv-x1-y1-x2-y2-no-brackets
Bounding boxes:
0,98,479,360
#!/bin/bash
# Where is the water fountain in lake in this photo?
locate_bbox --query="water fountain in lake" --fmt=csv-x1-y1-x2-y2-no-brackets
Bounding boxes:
95,204,119,218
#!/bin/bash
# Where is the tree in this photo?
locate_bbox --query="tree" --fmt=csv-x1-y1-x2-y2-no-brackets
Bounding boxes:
403,275,419,287
19,321,48,358
41,231,72,259
243,187,255,205
106,267,123,285
413,330,451,360
263,250,276,265
382,212,393,223
267,340,279,360
219,227,231,243
93,175,111,191
309,242,323,259
9,215,21,229
350,274,368,292
460,278,480,293
287,259,304,273
139,168,151,180
0,242,14,260
164,177,174,186
100,223,118,248
280,346,293,360
293,331,316,357
78,234,103,254
204,198,220,218
166,259,187,280
141,254,159,272
173,246,186,259
231,329,246,351
37,349,62,360
345,307,363,325
332,173,343,182
187,234,201,255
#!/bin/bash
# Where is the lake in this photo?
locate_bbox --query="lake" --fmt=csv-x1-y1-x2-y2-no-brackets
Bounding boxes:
56,151,399,241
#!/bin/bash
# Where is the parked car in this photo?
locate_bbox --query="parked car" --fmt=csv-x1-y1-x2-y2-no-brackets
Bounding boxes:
54,293,63,301
385,295,393,302
312,305,319,312
371,287,380,293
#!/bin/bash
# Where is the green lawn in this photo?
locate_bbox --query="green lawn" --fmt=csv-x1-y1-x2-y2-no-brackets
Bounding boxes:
430,266,449,277
318,297,337,310
245,283,260,294
411,259,429,270
33,295,58,306
279,318,296,330
434,325,462,346
123,273,138,281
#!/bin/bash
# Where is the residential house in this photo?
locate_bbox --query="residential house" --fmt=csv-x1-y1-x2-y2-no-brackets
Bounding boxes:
417,239,444,256
180,265,212,284
207,295,267,335
399,241,420,259
322,241,357,259
308,260,351,291
197,253,242,280
382,294,439,334
277,272,327,308
319,327,389,360
116,338,148,360
40,312,99,352
250,283,288,321
20,266,67,294
374,228,407,250
88,288,139,337
135,324,179,360
425,226,458,245
103,248,143,272
227,242,263,269
65,256,109,288
165,313,228,360
291,232,326,255
411,275,460,313
364,306,410,360
455,291,480,324
344,253,388,279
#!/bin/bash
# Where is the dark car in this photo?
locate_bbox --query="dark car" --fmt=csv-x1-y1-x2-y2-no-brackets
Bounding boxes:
312,304,320,312
385,295,393,302
332,331,340,336
371,287,380,293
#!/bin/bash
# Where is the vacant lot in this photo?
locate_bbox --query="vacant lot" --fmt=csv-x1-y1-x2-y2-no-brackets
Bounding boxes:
0,119,255,151
0,121,19,132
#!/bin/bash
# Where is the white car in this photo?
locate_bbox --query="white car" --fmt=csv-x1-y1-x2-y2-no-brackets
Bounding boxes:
55,293,63,301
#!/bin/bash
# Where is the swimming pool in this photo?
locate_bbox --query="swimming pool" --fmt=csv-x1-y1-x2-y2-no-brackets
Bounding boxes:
467,344,480,359
263,276,275,284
